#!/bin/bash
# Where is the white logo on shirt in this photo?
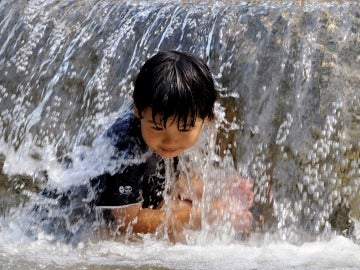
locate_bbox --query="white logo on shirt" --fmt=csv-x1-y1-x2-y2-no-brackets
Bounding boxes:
119,185,132,195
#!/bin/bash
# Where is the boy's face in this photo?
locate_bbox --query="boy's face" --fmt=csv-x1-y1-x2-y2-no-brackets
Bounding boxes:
135,107,205,158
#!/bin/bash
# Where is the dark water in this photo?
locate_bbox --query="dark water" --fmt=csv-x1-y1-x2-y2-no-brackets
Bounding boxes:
0,1,359,267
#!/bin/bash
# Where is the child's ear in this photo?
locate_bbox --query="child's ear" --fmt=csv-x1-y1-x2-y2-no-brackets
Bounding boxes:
134,106,140,118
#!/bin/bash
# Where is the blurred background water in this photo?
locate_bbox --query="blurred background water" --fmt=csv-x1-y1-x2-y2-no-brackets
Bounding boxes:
0,0,359,269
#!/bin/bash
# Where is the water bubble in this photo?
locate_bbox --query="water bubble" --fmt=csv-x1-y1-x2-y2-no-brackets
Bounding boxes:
303,176,310,185
340,158,349,168
294,201,303,212
308,184,316,194
314,224,320,233
297,183,303,192
340,145,347,153
260,196,267,204
350,159,358,168
336,178,342,186
342,186,352,195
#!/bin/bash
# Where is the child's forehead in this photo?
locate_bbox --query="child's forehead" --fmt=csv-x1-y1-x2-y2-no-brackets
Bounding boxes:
142,107,198,125
149,112,183,124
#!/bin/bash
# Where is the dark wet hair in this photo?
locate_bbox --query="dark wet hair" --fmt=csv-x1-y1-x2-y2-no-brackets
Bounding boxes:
133,50,217,129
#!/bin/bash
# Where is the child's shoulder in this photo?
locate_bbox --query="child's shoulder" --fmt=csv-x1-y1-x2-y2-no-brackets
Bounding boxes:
106,110,134,137
105,110,146,154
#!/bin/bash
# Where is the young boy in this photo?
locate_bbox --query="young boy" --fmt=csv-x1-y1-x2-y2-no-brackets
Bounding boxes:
26,51,252,245
93,50,253,242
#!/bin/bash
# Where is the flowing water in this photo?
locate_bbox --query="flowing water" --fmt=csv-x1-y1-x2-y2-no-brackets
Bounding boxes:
0,0,360,269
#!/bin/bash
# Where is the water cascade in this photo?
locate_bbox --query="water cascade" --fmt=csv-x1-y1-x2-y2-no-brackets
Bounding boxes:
0,0,360,269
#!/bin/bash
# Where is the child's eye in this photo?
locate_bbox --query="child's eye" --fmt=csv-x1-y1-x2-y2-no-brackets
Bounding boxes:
179,127,193,132
151,126,164,131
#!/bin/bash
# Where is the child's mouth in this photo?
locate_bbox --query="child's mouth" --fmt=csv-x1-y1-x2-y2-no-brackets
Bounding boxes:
159,147,178,154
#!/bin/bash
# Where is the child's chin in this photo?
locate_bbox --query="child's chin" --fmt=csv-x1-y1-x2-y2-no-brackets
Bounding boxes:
156,149,182,158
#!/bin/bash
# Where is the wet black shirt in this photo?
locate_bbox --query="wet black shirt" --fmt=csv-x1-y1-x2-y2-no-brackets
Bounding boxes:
30,111,171,245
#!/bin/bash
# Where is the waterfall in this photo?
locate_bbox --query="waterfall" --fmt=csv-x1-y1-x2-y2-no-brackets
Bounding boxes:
0,0,359,266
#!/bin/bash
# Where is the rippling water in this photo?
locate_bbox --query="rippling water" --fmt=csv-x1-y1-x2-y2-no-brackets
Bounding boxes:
1,229,360,269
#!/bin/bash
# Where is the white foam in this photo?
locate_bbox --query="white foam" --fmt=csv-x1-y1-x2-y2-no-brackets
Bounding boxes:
0,226,359,270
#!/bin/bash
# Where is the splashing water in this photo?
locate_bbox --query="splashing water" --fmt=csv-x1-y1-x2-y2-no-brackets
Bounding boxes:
0,0,360,269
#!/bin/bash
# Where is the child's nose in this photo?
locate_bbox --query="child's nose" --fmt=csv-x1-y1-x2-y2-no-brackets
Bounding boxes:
162,131,178,145
162,135,175,145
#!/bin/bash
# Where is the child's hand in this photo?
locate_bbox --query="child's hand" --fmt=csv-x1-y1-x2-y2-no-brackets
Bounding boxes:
207,175,254,234
226,175,254,210
160,198,201,243
161,198,201,230
208,199,253,234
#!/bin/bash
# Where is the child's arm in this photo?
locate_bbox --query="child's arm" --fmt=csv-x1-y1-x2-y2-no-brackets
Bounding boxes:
112,205,164,233
111,175,254,240
111,200,196,242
